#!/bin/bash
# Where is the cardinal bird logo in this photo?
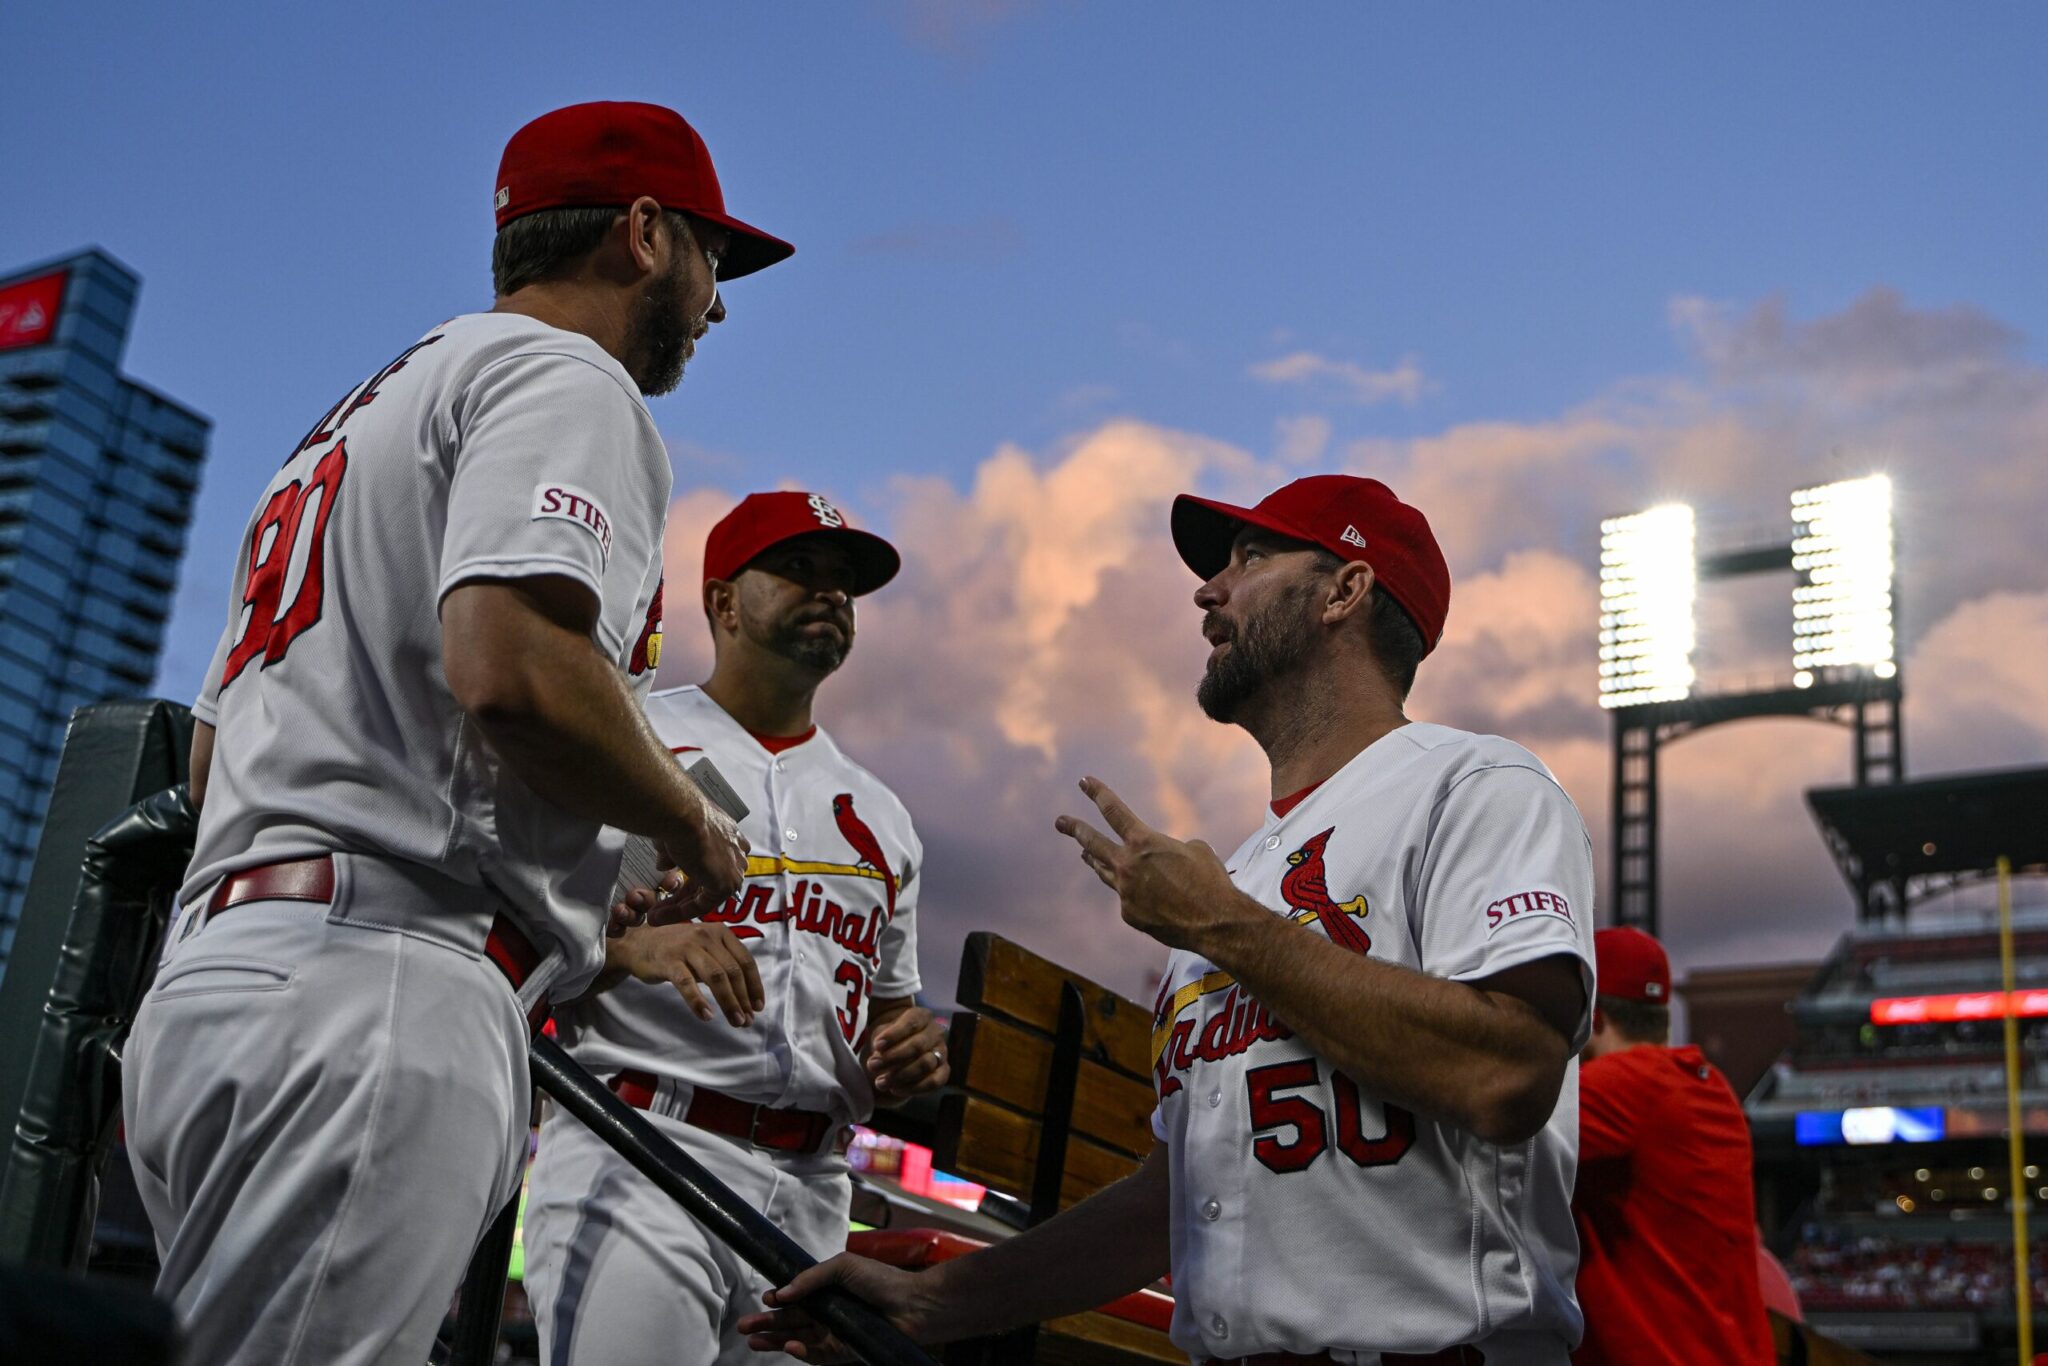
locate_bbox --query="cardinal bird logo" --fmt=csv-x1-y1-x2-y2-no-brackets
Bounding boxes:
1280,828,1372,956
629,577,664,675
832,793,896,920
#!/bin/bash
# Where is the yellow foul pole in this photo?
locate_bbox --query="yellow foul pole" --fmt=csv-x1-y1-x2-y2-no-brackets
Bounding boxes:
2001,855,2033,1364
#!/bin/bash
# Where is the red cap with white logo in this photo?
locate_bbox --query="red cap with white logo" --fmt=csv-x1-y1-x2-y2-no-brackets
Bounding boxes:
703,492,900,596
1594,927,1671,1004
1170,474,1452,654
495,102,793,280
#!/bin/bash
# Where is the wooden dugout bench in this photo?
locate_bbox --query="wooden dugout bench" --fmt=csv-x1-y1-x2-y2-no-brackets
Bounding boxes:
850,932,1180,1365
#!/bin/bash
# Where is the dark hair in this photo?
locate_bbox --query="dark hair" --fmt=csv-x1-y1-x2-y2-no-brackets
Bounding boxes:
1367,588,1426,699
491,207,699,296
1597,994,1671,1045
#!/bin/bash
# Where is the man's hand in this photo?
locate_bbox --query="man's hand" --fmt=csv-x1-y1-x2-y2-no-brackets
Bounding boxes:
607,920,765,1027
1054,777,1251,954
739,1253,947,1361
863,1004,948,1104
652,794,749,924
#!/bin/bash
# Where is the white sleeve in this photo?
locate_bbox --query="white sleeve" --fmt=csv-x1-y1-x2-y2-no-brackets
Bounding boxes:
439,350,665,655
1414,764,1597,1049
191,620,233,726
871,826,923,999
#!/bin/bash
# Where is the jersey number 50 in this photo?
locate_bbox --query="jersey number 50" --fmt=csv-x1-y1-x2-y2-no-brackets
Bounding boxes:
221,440,348,690
1246,1058,1414,1174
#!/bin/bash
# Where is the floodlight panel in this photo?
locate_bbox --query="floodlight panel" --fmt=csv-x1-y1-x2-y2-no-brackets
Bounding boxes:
1598,504,1696,709
1790,475,1894,672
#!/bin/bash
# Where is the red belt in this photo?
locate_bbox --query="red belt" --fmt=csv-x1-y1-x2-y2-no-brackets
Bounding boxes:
1213,1352,1484,1365
610,1068,835,1154
205,855,551,1031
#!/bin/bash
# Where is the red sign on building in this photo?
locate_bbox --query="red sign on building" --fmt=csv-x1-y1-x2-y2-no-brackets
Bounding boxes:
0,269,67,352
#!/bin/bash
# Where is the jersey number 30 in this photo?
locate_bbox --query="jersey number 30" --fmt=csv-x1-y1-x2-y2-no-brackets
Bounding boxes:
1246,1058,1414,1174
221,440,348,689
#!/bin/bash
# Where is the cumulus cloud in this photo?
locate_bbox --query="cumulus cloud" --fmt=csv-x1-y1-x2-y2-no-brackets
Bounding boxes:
1250,351,1431,406
653,286,2048,1000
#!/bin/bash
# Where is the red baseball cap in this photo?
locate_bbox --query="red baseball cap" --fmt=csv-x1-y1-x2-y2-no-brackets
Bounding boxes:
703,492,900,596
495,102,793,280
1594,927,1671,1004
1171,475,1452,653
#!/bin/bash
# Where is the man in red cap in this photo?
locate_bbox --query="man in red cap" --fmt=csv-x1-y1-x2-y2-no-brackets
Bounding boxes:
746,475,1598,1364
527,491,948,1365
1570,928,1775,1365
123,103,785,1363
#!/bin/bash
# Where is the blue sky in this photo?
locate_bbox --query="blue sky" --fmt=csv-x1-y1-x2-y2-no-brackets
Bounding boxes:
6,3,2045,986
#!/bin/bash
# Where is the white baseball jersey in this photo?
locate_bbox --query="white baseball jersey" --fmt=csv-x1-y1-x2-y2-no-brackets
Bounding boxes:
1150,722,1596,1364
182,312,672,996
554,684,923,1125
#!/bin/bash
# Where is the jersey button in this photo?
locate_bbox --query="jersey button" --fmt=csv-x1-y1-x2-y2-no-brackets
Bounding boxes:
1206,1088,1222,1108
1263,835,1280,850
785,828,799,843
1200,1198,1220,1221
1210,1315,1228,1339
774,759,786,772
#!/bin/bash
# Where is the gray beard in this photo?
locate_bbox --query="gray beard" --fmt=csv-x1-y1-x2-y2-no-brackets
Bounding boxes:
1196,582,1320,723
767,620,849,676
628,261,701,397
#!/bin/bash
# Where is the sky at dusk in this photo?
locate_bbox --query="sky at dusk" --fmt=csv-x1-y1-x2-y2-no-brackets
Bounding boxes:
5,4,2045,1003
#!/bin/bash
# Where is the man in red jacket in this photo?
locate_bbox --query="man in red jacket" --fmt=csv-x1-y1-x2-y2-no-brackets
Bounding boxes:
1573,927,1777,1365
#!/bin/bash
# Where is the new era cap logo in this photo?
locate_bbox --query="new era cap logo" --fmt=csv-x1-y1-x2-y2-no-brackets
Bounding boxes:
495,186,511,210
1340,525,1368,550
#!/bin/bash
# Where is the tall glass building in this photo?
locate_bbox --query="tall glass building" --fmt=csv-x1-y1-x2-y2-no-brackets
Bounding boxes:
0,250,210,970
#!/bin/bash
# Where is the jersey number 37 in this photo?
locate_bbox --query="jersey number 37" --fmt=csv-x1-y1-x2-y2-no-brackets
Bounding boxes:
221,440,348,690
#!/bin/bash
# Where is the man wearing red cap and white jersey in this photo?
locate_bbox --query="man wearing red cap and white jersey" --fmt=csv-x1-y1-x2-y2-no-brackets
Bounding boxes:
1571,928,1774,1365
746,475,1598,1365
122,103,787,1364
527,491,947,1365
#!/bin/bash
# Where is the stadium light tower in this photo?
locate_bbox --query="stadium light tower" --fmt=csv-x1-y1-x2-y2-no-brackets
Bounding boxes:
1791,474,1896,688
1601,475,1904,935
1599,505,1698,709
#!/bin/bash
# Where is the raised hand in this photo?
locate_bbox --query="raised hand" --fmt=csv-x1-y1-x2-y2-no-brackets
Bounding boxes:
1054,776,1242,953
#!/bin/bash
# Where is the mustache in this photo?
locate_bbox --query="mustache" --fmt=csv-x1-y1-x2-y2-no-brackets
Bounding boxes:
1202,611,1235,643
795,606,854,631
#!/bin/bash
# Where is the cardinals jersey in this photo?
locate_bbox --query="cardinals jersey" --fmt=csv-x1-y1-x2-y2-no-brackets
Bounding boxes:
1150,723,1596,1365
554,685,923,1125
183,314,671,997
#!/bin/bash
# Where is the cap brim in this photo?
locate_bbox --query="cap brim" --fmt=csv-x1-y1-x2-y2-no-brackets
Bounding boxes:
836,528,901,596
732,526,901,596
1171,494,1317,579
694,209,794,280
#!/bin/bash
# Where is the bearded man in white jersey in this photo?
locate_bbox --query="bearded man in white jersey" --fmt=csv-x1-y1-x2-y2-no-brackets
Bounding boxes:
121,103,784,1366
526,490,947,1365
743,475,1598,1366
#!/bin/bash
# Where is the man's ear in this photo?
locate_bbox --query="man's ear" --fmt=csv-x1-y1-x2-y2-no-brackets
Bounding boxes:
703,577,738,633
623,195,666,277
1323,560,1377,625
